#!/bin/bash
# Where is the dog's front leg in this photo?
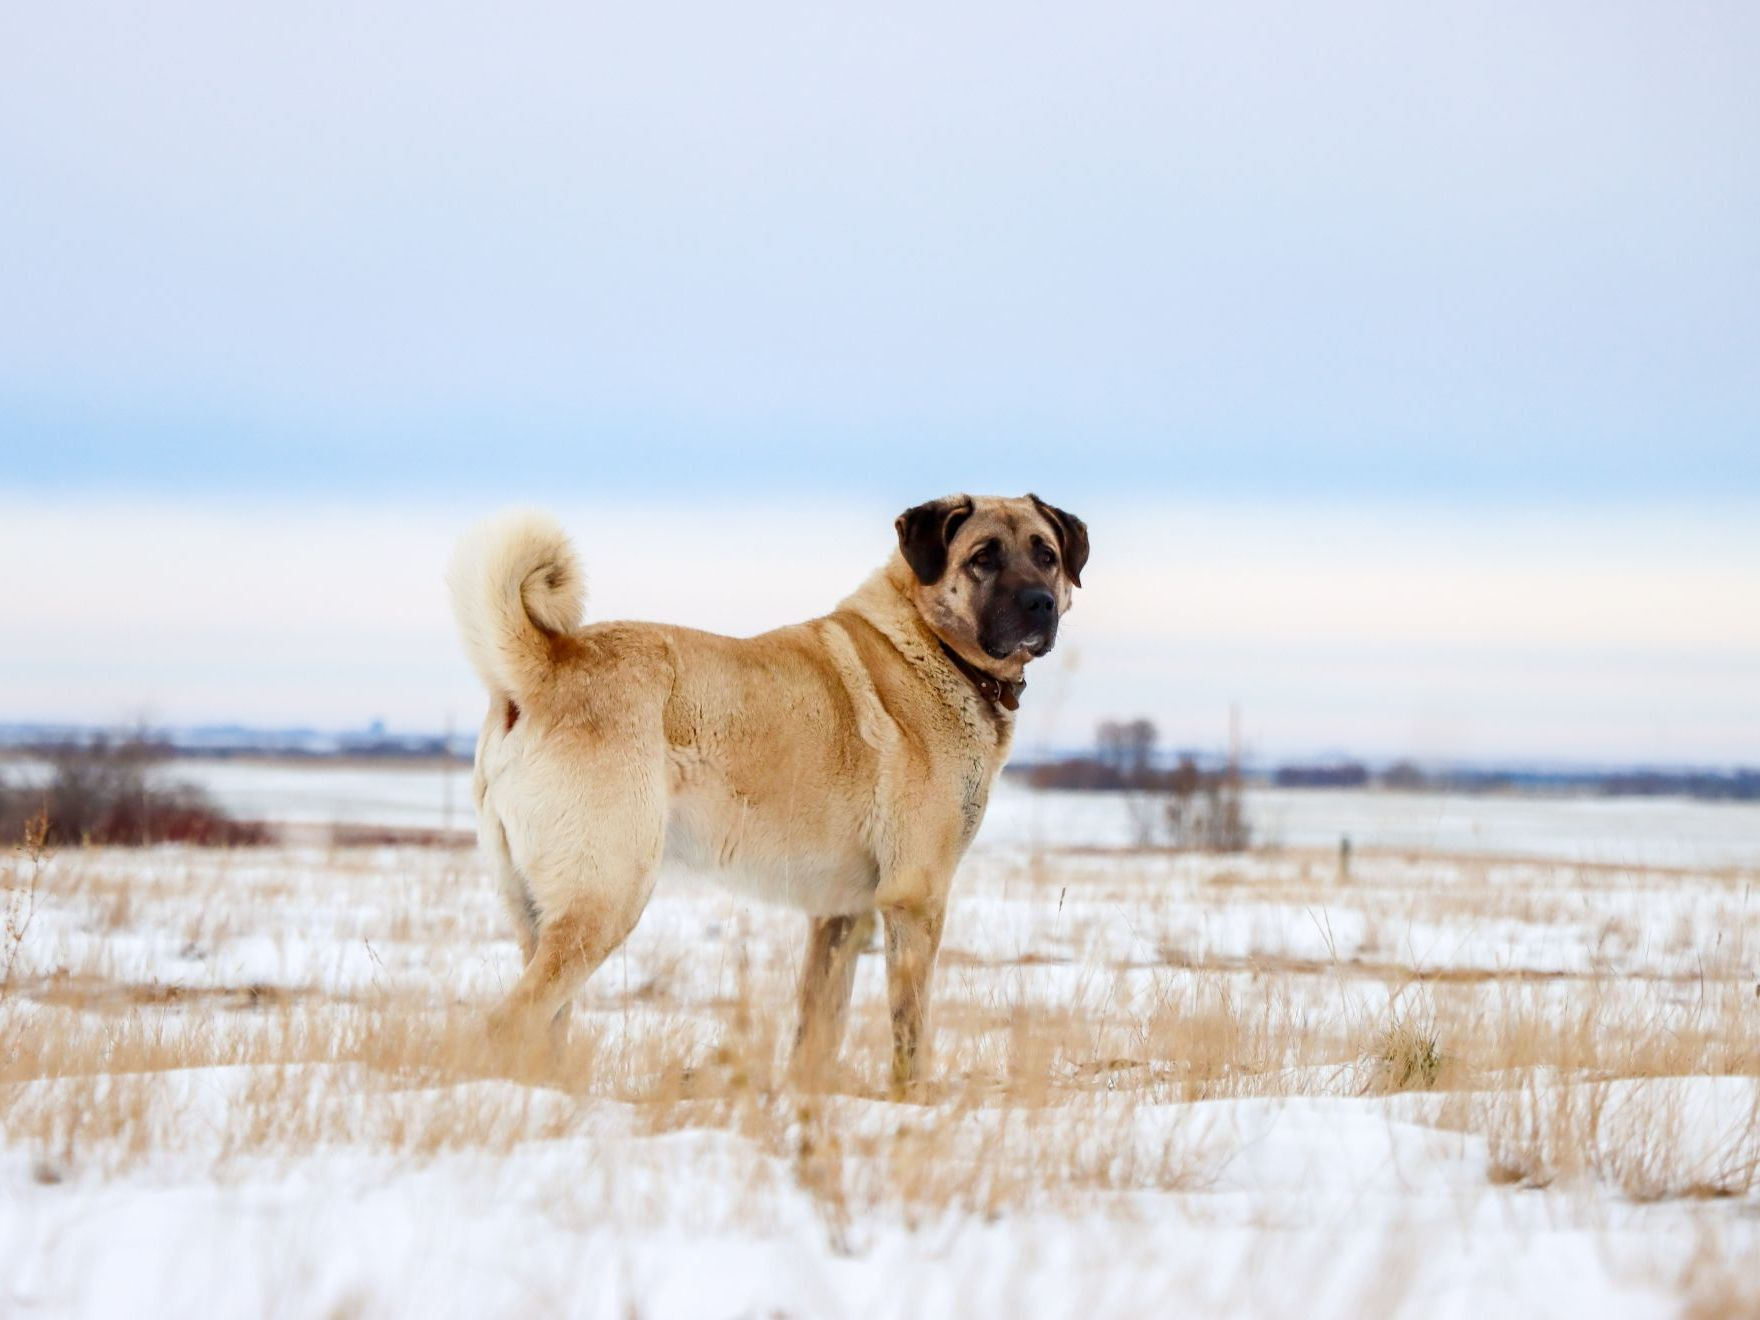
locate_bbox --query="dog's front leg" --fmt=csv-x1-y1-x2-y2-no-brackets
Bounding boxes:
880,899,947,1093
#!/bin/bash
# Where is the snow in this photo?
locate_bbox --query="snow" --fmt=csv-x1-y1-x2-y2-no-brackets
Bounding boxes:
4,1093,1750,1318
3,767,1758,1316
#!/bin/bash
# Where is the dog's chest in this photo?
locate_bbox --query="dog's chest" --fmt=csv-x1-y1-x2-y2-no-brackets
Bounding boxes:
957,753,991,843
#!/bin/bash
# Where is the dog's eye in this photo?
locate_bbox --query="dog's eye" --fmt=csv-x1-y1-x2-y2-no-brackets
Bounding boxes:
1035,546,1058,569
969,548,996,570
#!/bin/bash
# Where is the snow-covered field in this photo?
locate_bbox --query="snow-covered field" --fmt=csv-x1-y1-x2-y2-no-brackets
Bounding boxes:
111,756,1760,869
4,768,1759,1317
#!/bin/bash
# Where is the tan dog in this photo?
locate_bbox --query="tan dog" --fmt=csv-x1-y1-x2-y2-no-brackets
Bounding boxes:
447,493,1088,1085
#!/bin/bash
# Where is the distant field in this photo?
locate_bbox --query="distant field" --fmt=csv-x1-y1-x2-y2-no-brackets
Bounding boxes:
6,755,1754,868
3,773,1758,1315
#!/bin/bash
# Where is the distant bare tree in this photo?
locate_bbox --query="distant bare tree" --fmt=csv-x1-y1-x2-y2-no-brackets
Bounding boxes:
1097,719,1157,782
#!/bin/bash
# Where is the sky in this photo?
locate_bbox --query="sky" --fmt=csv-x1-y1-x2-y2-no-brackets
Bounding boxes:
1,2,1756,764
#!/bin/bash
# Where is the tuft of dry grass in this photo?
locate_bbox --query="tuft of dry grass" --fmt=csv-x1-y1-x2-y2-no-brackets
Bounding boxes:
1371,1018,1446,1093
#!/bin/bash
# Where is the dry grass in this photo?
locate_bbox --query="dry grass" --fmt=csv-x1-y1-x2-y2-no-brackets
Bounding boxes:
3,832,1758,1305
2,810,48,997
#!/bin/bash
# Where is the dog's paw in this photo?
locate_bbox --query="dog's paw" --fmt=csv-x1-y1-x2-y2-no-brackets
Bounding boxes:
886,1075,950,1106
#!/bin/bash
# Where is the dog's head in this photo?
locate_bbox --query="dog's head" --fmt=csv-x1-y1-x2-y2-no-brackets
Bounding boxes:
895,493,1089,677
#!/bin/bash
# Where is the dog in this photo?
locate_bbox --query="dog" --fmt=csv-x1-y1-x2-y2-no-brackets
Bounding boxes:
447,493,1088,1086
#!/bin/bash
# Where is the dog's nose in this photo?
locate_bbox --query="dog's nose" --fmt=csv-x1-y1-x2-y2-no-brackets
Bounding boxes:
1017,587,1055,616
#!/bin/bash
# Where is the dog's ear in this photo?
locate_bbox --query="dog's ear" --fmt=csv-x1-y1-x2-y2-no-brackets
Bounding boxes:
895,495,975,585
1028,494,1089,587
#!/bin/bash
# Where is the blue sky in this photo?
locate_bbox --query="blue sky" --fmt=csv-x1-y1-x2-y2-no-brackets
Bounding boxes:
2,2,1756,760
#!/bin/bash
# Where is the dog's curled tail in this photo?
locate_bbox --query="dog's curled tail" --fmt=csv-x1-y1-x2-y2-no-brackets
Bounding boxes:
447,510,585,702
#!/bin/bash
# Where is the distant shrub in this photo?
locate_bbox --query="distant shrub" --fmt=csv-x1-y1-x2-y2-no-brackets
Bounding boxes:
1598,769,1760,801
1379,760,1429,791
0,736,269,847
1272,762,1370,789
1028,720,1251,853
1163,757,1252,853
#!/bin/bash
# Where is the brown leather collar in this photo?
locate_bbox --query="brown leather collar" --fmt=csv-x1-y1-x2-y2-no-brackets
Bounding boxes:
939,642,1026,712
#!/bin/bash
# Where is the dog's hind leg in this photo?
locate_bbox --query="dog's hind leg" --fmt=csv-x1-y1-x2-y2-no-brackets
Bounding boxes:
498,853,585,1043
488,831,541,965
486,766,666,1058
484,814,588,1050
791,910,876,1087
487,879,650,1055
475,822,588,1062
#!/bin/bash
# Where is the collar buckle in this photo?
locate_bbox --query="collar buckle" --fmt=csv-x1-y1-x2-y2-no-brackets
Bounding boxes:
938,642,1025,712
